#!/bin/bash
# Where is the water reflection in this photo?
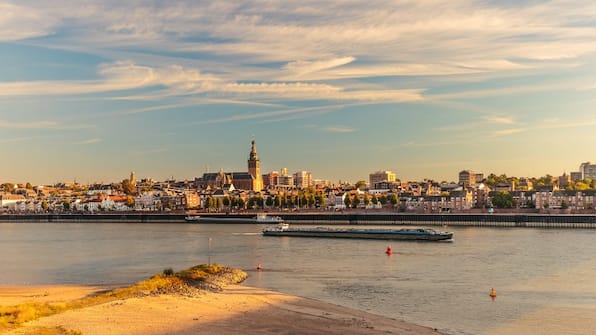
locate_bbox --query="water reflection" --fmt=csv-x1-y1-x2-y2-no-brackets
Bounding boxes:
1,223,596,335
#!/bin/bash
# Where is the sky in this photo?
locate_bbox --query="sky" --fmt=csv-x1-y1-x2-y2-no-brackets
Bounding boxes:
1,0,596,185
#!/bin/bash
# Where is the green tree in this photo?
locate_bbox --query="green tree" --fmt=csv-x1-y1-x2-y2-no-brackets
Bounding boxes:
63,199,71,211
379,195,388,206
122,179,136,195
355,180,367,189
363,193,370,206
307,193,315,207
256,196,264,208
389,194,399,207
274,195,282,208
237,197,245,209
561,200,569,209
351,194,360,208
215,197,223,209
126,196,135,208
265,196,274,208
575,181,590,191
485,173,511,188
344,194,351,208
315,193,325,208
492,191,513,208
300,194,308,208
41,200,49,212
247,196,263,209
1,183,15,193
223,196,231,207
206,196,215,209
371,194,378,205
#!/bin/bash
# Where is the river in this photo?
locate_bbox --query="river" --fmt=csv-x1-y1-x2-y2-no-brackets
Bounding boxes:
1,222,595,335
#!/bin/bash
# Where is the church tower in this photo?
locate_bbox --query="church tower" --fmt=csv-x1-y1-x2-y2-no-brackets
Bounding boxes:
248,139,263,191
130,171,136,187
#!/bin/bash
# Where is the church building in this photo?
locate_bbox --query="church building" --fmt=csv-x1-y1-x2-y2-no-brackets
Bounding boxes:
196,140,263,192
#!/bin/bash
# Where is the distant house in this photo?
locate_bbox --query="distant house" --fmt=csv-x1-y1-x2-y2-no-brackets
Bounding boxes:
0,194,26,209
327,192,348,209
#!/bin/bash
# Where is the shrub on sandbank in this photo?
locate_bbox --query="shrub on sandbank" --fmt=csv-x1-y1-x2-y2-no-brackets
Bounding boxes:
0,264,247,332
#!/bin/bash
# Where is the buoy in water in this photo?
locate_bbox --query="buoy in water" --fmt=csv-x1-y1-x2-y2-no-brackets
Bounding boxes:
489,288,497,298
385,246,393,255
257,263,263,271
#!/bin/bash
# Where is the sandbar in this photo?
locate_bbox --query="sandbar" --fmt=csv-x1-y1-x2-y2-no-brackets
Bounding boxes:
1,284,444,335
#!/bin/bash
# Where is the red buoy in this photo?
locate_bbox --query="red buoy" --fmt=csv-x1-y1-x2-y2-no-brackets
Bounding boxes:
385,246,393,255
257,263,263,271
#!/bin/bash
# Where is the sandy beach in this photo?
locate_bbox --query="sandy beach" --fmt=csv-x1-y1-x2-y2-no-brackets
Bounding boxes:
1,284,443,335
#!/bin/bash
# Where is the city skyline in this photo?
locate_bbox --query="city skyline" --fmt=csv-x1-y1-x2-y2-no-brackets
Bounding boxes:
2,1,596,184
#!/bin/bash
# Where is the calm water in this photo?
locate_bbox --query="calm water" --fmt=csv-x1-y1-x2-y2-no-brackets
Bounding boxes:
1,222,596,335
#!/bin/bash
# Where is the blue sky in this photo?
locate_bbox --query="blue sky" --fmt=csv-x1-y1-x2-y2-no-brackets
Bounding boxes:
1,1,596,184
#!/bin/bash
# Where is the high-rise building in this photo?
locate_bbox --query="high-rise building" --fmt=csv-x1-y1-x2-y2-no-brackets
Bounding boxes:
458,170,483,187
579,162,596,180
293,171,313,189
263,171,279,188
369,171,396,187
570,171,583,182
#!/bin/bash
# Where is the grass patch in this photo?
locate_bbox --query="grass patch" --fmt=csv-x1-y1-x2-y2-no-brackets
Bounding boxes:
17,326,83,335
0,264,247,332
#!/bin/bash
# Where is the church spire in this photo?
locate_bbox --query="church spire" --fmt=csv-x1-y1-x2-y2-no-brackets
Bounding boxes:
249,139,258,161
247,139,263,191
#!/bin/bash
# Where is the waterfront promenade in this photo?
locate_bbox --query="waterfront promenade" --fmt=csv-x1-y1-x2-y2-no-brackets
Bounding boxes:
1,212,596,228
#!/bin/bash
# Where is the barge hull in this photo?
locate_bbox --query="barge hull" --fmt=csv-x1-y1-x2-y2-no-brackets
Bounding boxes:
263,230,453,241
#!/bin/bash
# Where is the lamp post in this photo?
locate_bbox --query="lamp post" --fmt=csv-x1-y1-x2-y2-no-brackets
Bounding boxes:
208,237,212,265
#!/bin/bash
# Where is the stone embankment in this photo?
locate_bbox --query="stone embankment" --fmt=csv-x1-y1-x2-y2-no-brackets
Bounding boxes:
2,212,596,228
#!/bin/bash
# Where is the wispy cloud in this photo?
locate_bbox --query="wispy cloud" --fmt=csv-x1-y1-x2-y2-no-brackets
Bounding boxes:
0,136,36,144
74,138,101,145
194,105,344,125
321,126,357,133
435,115,517,132
282,56,356,77
0,3,58,41
0,120,93,130
0,120,59,129
493,128,526,136
486,116,515,125
12,1,596,84
536,119,596,130
0,61,425,102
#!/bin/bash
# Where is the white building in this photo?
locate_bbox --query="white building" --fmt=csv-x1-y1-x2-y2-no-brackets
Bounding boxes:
579,162,596,180
0,194,26,209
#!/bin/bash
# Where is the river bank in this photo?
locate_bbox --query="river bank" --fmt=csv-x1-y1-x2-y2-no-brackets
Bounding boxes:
2,212,596,228
0,284,443,335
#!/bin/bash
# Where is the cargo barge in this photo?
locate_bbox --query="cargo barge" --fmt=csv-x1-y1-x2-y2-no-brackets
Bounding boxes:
262,224,453,241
